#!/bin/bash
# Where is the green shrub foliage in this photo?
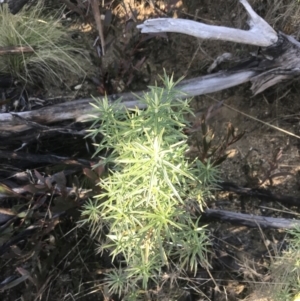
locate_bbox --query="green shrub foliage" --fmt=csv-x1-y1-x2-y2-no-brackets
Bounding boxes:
82,73,219,298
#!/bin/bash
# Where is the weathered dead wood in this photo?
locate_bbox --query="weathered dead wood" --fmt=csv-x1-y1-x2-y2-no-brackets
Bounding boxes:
90,0,105,56
138,0,300,95
0,150,91,167
204,208,300,229
0,71,255,138
0,94,145,137
138,0,278,47
0,46,34,55
2,0,300,139
220,181,300,207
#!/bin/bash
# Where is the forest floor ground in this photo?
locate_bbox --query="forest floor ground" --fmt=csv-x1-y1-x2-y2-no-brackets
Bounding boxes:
2,0,300,300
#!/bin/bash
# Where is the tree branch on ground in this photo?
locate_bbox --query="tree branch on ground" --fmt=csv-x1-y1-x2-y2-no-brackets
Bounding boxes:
204,209,300,229
138,0,300,95
137,0,278,47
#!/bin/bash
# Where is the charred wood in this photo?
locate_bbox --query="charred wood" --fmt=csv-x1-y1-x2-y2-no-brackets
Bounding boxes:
203,208,300,229
219,182,300,207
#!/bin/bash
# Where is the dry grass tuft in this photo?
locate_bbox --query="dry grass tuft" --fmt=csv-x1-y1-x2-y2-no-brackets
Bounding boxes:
249,0,300,36
0,4,89,87
244,229,300,301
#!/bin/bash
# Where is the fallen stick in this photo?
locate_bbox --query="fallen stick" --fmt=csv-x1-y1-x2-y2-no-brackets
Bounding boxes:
219,182,300,207
204,208,300,229
137,0,278,47
0,46,34,55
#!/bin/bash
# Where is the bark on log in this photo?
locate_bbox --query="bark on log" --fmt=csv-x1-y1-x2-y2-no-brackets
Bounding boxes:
0,71,255,138
204,209,300,229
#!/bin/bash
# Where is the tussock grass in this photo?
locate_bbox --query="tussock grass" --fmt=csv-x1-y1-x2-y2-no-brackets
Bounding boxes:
251,250,300,301
0,4,89,87
244,228,300,301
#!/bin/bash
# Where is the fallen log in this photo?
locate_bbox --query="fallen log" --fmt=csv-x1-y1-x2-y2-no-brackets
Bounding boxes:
1,0,300,140
204,208,300,229
0,70,255,138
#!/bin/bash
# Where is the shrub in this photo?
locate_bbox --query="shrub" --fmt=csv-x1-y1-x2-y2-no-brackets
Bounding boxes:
81,73,219,299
